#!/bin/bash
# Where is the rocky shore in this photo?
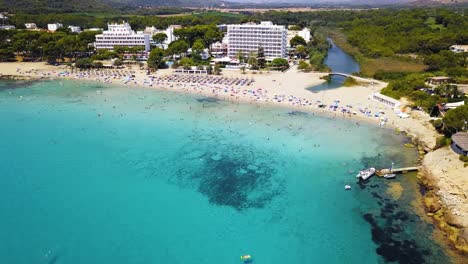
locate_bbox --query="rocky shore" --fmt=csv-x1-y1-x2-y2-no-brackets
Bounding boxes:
419,148,468,256
386,105,468,260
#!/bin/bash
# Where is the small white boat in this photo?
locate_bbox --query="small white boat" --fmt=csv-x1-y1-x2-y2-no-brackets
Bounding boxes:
356,168,376,180
345,185,351,190
384,173,396,179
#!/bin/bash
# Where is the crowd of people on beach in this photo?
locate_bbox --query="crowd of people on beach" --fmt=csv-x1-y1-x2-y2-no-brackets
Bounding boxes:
19,66,392,126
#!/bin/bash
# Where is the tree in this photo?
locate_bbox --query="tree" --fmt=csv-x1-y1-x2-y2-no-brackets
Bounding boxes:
153,33,167,48
434,84,461,99
75,58,93,69
179,57,195,69
78,30,101,45
271,58,289,70
442,105,468,135
257,47,266,69
113,58,123,66
167,40,189,57
298,60,312,72
0,48,15,62
236,50,244,63
295,45,307,59
147,47,164,69
204,28,223,47
191,39,205,54
290,35,307,47
206,64,213,74
240,66,246,74
247,52,258,70
289,25,302,31
214,64,222,75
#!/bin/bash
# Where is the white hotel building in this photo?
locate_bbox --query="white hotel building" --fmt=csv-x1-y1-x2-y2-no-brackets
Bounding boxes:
95,22,150,51
227,21,288,60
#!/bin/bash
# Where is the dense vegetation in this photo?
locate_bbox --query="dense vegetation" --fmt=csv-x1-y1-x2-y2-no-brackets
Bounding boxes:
0,29,101,63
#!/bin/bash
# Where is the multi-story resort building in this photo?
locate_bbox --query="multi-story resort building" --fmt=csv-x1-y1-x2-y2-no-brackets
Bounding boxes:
94,22,150,52
227,21,288,60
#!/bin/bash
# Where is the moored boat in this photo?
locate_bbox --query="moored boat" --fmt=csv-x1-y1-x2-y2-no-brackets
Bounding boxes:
384,173,396,179
356,168,376,180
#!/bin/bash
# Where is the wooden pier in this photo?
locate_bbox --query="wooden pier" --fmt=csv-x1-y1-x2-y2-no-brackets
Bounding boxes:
376,167,420,176
391,167,420,173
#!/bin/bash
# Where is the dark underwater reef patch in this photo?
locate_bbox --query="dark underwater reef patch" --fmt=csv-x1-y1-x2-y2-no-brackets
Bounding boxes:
196,97,220,103
362,184,432,263
0,80,39,91
174,142,284,211
287,110,308,116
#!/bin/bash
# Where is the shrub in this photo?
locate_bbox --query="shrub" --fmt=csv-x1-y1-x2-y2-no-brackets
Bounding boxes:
430,119,443,131
435,136,451,149
343,77,358,87
459,155,468,162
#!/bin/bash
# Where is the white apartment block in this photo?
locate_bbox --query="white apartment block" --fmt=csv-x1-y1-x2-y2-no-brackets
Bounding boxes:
48,23,63,32
144,25,180,49
227,21,288,59
94,22,150,52
68,26,81,33
25,23,37,29
287,28,311,47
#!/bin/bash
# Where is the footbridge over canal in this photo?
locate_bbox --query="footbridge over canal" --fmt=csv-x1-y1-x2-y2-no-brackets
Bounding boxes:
329,72,376,83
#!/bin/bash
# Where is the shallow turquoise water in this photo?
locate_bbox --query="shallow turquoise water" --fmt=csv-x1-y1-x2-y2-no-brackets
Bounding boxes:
0,80,449,264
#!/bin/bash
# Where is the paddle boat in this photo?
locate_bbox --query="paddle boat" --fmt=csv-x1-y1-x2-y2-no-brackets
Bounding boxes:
240,254,253,263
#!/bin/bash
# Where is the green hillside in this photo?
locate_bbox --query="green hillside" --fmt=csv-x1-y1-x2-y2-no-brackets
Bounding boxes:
0,0,114,13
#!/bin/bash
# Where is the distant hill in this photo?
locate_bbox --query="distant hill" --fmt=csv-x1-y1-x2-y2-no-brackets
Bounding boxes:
0,0,112,13
409,0,468,5
0,0,225,13
1,0,466,14
228,0,468,6
111,0,222,7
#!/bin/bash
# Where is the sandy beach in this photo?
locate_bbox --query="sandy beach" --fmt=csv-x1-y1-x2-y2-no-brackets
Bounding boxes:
1,61,467,254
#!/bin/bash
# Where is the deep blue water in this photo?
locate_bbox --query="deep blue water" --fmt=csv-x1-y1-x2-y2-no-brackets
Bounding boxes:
307,39,361,93
0,80,450,264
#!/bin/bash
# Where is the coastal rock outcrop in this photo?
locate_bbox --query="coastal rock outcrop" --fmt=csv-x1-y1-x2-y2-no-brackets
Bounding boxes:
420,147,468,255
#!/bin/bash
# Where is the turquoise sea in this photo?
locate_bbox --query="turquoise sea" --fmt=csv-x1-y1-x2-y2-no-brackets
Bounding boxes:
0,80,450,264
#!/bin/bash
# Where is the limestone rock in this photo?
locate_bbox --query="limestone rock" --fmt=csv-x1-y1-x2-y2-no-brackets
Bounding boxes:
423,194,441,213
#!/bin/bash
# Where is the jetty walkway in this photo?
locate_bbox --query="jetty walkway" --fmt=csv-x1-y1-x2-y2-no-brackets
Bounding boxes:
391,166,420,173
